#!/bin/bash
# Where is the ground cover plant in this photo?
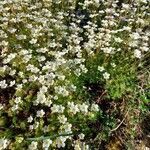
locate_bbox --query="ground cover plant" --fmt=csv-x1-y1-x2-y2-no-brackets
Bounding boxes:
0,0,149,149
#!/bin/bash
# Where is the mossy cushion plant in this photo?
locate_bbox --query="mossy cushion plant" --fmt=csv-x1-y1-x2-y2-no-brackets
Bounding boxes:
0,0,149,149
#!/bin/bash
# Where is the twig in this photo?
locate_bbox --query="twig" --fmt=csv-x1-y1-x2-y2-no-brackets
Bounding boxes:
110,109,129,133
96,90,106,103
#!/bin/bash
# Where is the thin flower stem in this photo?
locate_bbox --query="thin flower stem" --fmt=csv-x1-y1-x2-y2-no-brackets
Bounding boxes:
26,133,73,141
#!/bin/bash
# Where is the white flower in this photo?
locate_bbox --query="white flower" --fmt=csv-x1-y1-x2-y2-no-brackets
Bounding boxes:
9,80,16,87
36,92,46,104
26,24,33,29
9,70,16,76
28,141,38,150
114,37,123,43
78,133,85,140
16,84,23,90
57,74,66,81
139,0,147,3
74,144,81,150
29,75,38,82
67,102,79,114
134,49,141,58
29,125,34,130
17,35,27,40
98,66,105,72
84,144,90,150
78,103,88,113
91,104,99,112
130,32,140,40
69,84,77,92
36,109,45,118
40,86,48,93
103,72,110,80
23,54,32,63
59,105,65,113
1,41,8,46
8,28,17,33
43,126,49,133
51,105,65,113
62,123,72,133
22,79,27,84
122,4,130,9
26,64,40,73
45,99,52,107
14,97,22,104
58,115,67,124
102,47,114,54
37,56,46,62
43,139,52,149
74,68,81,76
0,66,7,73
18,72,24,78
27,116,33,123
55,86,69,97
0,104,4,110
0,80,7,89
0,138,9,150
142,46,149,52
94,0,99,4
51,104,59,113
37,47,48,53
29,38,37,44
55,136,66,148
79,64,88,73
11,105,18,112
38,75,45,84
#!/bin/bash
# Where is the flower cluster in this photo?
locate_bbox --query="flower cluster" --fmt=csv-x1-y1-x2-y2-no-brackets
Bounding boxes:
0,0,149,149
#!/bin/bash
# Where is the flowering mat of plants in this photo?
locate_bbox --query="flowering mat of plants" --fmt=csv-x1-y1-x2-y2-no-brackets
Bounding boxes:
0,0,150,149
